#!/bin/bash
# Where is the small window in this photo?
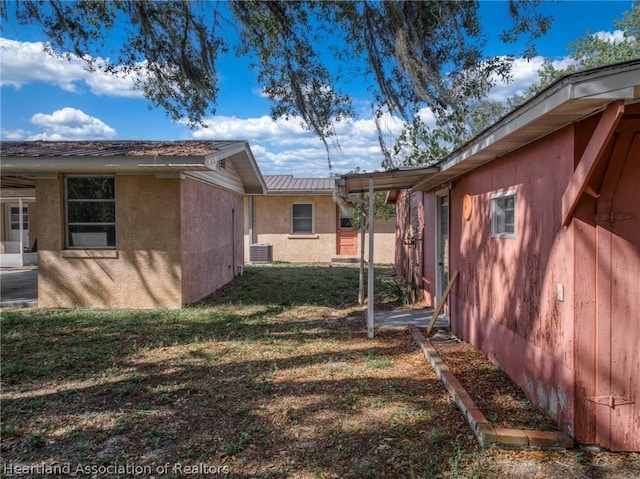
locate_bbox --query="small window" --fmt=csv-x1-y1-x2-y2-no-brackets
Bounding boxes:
339,206,354,229
10,206,28,230
292,203,313,234
66,176,116,248
492,191,516,238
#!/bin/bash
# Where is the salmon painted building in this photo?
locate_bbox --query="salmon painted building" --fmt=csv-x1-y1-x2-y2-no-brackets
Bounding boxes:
412,61,639,451
347,60,640,451
0,141,265,309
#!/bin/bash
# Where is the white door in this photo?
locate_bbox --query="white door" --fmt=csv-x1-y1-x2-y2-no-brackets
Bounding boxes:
436,193,449,303
4,204,29,252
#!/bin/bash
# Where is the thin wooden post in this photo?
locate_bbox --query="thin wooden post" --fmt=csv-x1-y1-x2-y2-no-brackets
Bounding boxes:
367,177,375,338
426,270,458,335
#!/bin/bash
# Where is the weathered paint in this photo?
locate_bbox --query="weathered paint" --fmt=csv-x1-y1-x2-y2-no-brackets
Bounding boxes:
244,194,395,263
423,125,577,431
395,190,429,303
417,104,640,450
573,105,640,451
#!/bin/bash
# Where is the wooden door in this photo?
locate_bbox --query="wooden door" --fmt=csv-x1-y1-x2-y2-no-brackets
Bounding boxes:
336,206,357,256
591,130,640,451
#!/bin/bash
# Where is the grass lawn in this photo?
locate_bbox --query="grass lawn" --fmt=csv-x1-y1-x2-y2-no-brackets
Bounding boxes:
1,265,639,478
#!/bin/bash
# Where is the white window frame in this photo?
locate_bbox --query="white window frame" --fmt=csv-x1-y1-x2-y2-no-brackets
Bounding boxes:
65,175,116,249
491,190,516,238
291,202,314,235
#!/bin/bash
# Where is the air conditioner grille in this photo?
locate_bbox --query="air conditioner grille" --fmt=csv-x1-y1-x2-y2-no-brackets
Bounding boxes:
249,243,273,263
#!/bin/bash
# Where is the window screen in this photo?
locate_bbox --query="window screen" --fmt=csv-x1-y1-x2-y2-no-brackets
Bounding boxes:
492,193,516,238
66,177,116,248
292,203,313,234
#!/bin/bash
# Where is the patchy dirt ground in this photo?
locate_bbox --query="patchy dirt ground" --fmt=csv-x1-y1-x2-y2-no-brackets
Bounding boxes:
1,265,639,478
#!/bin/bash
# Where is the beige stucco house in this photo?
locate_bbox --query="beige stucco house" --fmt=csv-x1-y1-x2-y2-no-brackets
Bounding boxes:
0,140,265,309
245,175,395,264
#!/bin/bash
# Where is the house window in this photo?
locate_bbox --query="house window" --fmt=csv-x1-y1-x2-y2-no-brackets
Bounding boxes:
492,191,516,238
66,176,116,248
9,206,28,230
292,203,313,234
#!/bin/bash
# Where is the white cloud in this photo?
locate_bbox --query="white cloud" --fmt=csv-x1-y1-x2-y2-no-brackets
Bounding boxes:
28,107,116,140
488,56,579,102
0,38,144,98
0,128,31,140
594,29,628,43
190,113,391,177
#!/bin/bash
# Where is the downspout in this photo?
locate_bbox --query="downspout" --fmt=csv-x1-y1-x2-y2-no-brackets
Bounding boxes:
232,208,236,275
248,195,254,246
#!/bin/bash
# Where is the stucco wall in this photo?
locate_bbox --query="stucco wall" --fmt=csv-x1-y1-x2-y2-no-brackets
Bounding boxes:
424,126,577,431
181,177,243,304
246,194,337,263
245,194,395,263
37,175,183,309
363,217,395,264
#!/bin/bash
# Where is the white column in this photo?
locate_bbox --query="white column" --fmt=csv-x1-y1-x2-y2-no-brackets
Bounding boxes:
358,196,365,306
367,177,375,338
18,198,25,264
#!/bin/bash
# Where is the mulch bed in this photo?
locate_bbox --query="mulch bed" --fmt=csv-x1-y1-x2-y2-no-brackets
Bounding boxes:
427,330,559,431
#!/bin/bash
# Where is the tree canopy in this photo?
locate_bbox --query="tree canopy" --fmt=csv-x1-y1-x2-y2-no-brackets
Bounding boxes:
1,0,551,152
388,1,640,169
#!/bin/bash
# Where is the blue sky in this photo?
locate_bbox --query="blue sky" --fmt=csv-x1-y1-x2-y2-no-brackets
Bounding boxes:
0,1,635,177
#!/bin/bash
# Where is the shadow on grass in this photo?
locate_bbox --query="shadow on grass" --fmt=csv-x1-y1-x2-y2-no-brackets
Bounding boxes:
4,265,633,477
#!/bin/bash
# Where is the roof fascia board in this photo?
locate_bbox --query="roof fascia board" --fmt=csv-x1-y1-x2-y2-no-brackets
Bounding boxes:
264,190,334,196
412,61,640,192
203,141,248,165
184,171,246,195
341,167,439,193
205,141,266,195
240,142,267,194
0,155,209,173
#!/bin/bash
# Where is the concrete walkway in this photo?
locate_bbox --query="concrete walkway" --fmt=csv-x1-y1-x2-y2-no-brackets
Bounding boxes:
375,307,449,330
0,268,38,308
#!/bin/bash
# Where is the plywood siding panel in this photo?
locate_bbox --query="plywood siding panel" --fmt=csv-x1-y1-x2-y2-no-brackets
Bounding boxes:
444,126,577,431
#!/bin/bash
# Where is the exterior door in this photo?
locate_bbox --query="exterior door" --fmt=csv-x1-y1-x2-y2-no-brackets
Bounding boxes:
336,205,357,256
4,204,29,253
436,193,449,302
591,130,640,451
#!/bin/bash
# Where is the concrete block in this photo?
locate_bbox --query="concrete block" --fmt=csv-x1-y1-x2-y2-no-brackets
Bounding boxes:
555,431,576,449
476,423,498,446
494,427,529,446
524,429,562,448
